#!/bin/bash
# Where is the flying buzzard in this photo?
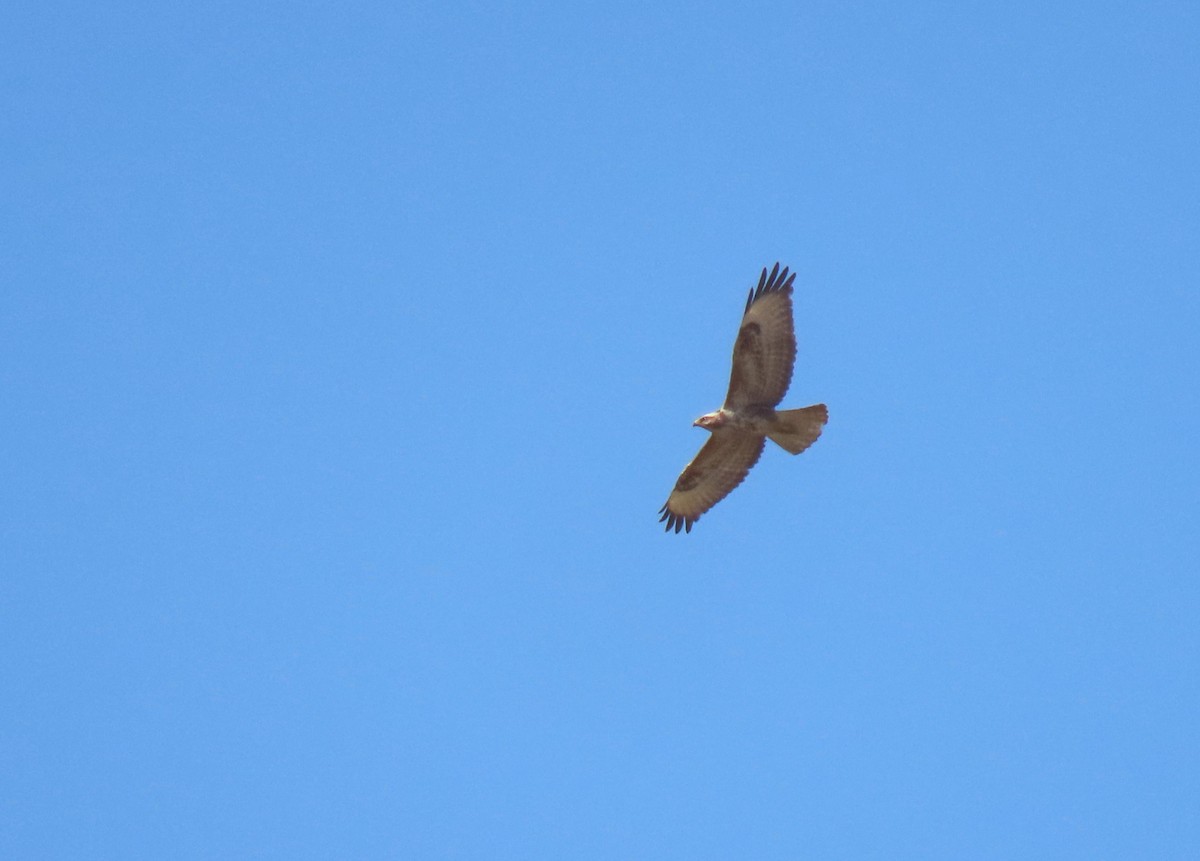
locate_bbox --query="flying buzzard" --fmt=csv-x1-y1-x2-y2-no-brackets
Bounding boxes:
659,263,827,533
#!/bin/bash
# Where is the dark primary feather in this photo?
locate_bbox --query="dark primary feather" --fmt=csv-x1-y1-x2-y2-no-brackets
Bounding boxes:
658,503,692,534
744,262,795,314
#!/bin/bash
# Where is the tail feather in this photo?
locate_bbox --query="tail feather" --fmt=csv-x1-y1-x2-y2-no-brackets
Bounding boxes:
767,404,828,455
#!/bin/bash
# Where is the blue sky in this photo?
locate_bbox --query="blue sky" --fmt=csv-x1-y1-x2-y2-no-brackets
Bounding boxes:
3,2,1198,858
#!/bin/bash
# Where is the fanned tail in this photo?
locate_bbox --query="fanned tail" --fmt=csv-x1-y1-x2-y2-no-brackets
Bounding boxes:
767,404,828,455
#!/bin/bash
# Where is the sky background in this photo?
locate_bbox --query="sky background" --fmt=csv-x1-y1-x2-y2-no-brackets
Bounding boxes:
3,2,1198,858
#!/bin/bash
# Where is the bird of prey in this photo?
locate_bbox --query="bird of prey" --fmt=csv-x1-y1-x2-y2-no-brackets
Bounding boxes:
659,263,827,533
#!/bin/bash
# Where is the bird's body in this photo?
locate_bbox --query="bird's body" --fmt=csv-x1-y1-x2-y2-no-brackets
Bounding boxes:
659,263,827,533
695,405,777,433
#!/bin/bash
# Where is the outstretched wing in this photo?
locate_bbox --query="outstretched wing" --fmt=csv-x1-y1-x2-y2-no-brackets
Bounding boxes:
658,432,766,533
724,262,797,411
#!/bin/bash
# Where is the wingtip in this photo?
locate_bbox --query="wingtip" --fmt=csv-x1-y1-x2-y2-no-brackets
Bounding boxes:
658,503,696,534
746,262,794,310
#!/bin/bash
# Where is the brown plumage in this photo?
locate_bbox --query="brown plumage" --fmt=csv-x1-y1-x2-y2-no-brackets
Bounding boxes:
659,263,828,533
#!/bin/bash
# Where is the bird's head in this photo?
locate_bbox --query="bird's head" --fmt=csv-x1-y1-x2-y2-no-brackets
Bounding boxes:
693,412,723,431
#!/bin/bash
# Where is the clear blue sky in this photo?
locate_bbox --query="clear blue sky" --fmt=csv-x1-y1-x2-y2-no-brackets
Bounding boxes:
3,2,1198,858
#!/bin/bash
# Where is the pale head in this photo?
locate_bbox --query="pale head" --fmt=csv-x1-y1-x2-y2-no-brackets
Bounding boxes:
693,411,725,431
